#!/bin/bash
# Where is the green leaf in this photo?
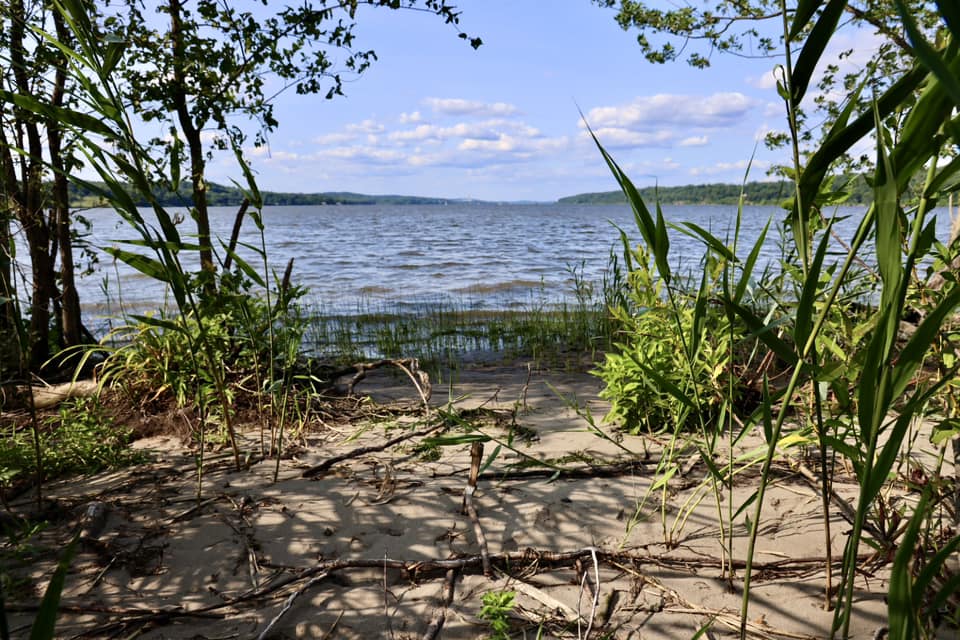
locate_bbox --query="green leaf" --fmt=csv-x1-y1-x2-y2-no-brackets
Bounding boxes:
422,434,491,447
791,0,848,105
29,534,80,640
821,435,862,477
480,444,502,475
890,284,960,399
101,37,127,77
760,376,773,443
0,90,114,138
936,0,960,36
582,114,670,283
671,222,735,261
722,299,798,366
794,220,833,350
931,418,960,445
625,353,699,412
895,0,960,107
129,315,186,333
103,248,171,283
914,533,960,603
789,0,826,40
887,490,928,640
220,243,267,288
867,372,956,501
798,64,928,217
734,216,771,304
733,488,759,521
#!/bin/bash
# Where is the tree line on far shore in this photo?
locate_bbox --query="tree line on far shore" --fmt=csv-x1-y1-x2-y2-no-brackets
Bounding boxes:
68,181,460,208
70,177,875,209
558,176,877,206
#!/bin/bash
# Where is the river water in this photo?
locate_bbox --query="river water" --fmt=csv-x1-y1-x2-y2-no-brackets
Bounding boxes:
55,202,954,320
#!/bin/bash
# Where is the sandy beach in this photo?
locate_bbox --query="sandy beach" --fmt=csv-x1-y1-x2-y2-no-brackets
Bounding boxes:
4,359,903,639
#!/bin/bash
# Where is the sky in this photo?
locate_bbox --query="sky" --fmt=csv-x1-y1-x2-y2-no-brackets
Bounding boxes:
197,1,878,202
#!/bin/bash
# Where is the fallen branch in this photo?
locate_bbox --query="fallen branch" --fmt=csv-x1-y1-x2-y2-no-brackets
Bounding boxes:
302,421,447,478
462,441,492,576
473,460,647,482
3,379,100,410
255,571,330,640
324,358,432,409
31,547,878,638
420,568,458,640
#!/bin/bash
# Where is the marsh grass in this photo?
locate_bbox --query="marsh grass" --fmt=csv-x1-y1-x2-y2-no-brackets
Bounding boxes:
301,279,618,374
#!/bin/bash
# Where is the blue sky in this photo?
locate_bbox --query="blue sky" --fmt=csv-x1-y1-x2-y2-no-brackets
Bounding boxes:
200,1,875,202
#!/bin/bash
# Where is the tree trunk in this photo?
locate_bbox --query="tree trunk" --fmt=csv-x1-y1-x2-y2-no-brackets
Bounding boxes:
49,9,82,350
0,52,23,377
169,0,215,291
9,0,53,370
0,206,18,377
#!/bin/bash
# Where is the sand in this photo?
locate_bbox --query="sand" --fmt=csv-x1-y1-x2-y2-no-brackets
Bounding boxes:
2,359,917,639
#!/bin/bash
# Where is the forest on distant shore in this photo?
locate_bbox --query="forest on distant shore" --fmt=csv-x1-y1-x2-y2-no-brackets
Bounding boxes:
68,177,878,208
558,177,875,206
68,181,460,208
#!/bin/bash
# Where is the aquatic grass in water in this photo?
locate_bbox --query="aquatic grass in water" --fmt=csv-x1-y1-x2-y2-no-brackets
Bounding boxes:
300,293,616,373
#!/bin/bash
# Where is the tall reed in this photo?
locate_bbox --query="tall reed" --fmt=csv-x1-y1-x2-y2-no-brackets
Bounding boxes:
592,3,960,638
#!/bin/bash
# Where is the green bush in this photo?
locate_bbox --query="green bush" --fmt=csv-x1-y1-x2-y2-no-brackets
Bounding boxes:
0,397,142,486
595,246,734,434
99,270,308,412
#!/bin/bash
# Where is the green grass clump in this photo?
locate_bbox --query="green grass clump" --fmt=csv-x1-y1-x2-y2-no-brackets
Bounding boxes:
0,397,144,487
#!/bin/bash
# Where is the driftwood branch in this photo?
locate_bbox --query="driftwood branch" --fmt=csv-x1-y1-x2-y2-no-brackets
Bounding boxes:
25,546,876,639
462,441,492,577
3,379,99,410
421,569,458,640
302,420,446,478
324,358,432,409
255,571,330,640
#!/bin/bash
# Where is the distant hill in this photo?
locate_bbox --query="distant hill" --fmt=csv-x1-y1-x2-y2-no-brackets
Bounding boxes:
558,178,873,206
68,181,465,208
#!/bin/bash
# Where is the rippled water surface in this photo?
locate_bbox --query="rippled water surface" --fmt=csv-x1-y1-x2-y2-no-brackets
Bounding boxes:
69,202,952,317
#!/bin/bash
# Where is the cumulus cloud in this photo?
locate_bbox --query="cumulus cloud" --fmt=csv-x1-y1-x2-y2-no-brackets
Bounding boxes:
399,111,422,124
388,119,541,144
584,92,755,130
320,146,406,165
679,135,709,147
747,69,779,90
689,159,770,177
313,131,356,145
423,97,519,117
585,127,675,149
457,134,567,154
345,119,385,134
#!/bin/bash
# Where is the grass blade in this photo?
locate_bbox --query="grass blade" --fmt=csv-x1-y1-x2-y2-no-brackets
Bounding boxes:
791,0,848,104
29,534,80,640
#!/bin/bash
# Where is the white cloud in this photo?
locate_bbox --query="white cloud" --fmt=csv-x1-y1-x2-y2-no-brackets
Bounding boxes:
748,69,779,90
679,135,709,147
423,97,519,117
320,146,405,164
585,127,675,149
313,131,356,145
458,134,567,155
345,119,385,134
689,159,770,177
387,119,540,144
584,92,755,130
399,111,422,124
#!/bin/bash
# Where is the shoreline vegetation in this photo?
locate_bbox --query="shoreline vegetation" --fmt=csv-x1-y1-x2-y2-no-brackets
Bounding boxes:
4,2,960,639
67,176,877,209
